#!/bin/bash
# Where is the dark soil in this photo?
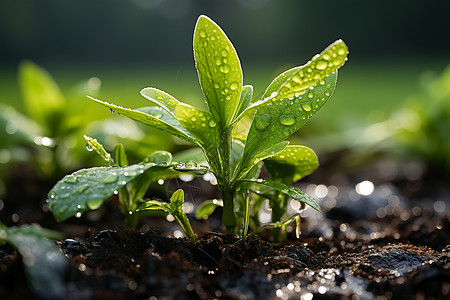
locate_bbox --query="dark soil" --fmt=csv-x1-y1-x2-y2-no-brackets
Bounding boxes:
1,159,449,299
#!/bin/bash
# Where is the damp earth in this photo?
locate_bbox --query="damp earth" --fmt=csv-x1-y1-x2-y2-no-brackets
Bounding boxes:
0,156,449,300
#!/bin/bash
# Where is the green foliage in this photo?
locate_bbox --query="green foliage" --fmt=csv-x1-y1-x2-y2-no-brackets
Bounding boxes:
0,222,66,298
48,136,206,233
138,189,196,245
87,15,347,236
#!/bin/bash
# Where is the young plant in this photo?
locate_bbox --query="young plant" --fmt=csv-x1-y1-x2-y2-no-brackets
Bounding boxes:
138,189,196,244
87,15,348,235
47,135,207,232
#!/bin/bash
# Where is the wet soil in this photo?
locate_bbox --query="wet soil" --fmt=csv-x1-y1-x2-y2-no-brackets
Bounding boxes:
0,159,449,299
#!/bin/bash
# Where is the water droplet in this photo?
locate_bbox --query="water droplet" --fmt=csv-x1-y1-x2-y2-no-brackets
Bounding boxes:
102,173,118,184
307,92,314,99
86,144,93,152
58,207,67,214
315,60,328,70
109,108,115,114
199,29,207,38
338,48,346,55
185,160,197,168
49,192,56,199
221,49,228,57
64,176,78,184
208,119,216,127
213,82,220,89
215,58,221,66
230,82,239,90
153,112,163,119
254,114,273,131
76,185,89,194
87,198,103,210
60,193,70,199
113,190,118,195
325,92,331,97
219,64,230,74
278,114,296,126
191,116,197,122
75,212,82,218
301,102,312,112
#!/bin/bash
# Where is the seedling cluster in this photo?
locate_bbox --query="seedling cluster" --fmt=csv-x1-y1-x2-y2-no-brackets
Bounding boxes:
47,15,348,241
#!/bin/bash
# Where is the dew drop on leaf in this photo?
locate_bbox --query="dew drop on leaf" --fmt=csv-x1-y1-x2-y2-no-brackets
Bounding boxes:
75,185,89,194
87,198,103,210
230,82,239,90
219,64,230,74
254,114,273,131
208,119,216,127
64,176,78,184
185,160,197,168
75,212,82,218
221,49,228,57
199,29,207,38
101,173,118,184
109,108,115,114
301,102,312,112
85,144,93,152
278,114,296,126
315,60,328,70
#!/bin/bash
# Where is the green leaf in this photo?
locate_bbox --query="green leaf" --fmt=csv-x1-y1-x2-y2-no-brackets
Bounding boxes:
234,85,253,122
242,72,337,169
174,102,221,158
0,224,66,299
170,189,184,208
235,141,288,180
195,199,223,220
113,144,128,167
88,96,197,145
240,179,321,212
193,15,243,127
172,160,209,175
265,145,319,184
140,87,180,115
18,60,66,135
84,135,112,165
48,163,171,222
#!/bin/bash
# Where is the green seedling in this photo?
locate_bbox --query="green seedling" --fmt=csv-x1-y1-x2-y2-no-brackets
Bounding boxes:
47,135,206,237
138,189,196,244
0,222,66,298
87,15,348,236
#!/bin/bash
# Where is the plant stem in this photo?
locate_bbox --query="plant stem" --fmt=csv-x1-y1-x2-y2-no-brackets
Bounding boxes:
221,187,237,234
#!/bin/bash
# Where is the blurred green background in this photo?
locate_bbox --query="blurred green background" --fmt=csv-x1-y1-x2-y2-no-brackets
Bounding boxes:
1,0,449,170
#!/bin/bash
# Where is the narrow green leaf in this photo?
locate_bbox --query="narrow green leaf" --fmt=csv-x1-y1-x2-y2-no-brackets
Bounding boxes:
234,85,253,121
241,179,321,212
0,224,63,242
265,145,319,184
18,60,66,135
195,199,222,220
47,163,171,222
84,135,112,165
140,87,180,115
137,200,170,213
193,15,243,127
170,189,184,207
88,96,197,145
113,144,128,167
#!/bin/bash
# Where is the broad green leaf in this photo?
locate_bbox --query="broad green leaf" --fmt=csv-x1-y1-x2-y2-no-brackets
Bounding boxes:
193,15,243,127
270,40,347,100
174,102,220,158
265,145,319,184
0,224,66,299
48,163,170,222
242,72,337,170
140,87,180,115
240,179,320,212
18,60,66,135
195,199,223,220
84,135,112,165
88,96,197,145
